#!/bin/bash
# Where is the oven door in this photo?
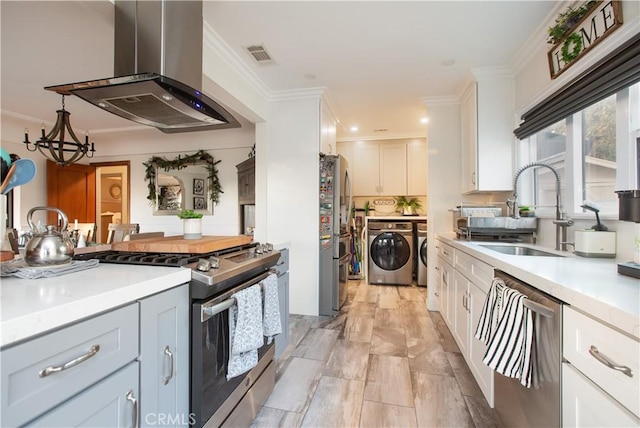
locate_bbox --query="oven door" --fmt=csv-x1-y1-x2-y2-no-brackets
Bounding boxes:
190,273,274,428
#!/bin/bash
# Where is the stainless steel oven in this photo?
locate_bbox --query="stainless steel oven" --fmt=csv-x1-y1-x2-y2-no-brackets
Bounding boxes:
190,271,276,428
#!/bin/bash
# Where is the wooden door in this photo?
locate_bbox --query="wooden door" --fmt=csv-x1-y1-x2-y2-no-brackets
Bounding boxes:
46,161,96,226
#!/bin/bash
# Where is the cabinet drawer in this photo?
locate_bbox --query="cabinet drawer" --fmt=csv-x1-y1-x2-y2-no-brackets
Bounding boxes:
435,240,454,266
563,363,639,427
454,250,493,292
564,307,639,417
29,362,140,428
274,248,289,275
1,304,139,427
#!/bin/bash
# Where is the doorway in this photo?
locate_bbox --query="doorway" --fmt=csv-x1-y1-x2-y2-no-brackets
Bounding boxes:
95,163,129,244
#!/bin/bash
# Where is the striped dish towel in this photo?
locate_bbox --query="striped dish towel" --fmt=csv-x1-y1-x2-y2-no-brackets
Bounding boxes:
482,286,536,388
474,277,506,344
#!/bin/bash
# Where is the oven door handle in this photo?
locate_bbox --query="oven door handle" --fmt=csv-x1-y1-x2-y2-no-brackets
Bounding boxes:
200,271,272,322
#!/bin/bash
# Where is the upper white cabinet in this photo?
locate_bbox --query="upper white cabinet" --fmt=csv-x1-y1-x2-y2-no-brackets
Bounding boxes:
461,68,515,194
320,100,337,155
338,138,426,197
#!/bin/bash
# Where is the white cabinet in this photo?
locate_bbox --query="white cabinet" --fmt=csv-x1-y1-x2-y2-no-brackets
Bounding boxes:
563,362,639,427
139,284,189,427
435,240,494,407
320,100,337,155
338,139,426,197
460,69,514,194
563,306,640,422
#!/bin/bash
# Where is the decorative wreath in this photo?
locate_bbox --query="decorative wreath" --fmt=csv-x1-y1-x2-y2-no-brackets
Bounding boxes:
143,150,223,207
561,33,583,63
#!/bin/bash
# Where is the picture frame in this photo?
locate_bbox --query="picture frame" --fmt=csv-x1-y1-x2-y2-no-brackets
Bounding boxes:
193,178,205,195
193,197,206,210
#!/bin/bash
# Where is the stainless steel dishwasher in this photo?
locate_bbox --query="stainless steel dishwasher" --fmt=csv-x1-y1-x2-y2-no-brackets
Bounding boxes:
493,270,563,428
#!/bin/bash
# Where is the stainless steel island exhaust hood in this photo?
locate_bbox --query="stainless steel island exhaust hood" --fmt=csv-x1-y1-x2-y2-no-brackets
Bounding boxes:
46,1,240,133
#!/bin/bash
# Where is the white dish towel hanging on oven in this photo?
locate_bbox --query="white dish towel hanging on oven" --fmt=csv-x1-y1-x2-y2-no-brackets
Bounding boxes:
262,273,282,344
227,284,264,380
475,278,536,388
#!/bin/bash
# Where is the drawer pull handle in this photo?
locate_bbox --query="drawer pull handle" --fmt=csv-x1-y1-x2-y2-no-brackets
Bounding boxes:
163,345,174,385
126,390,138,428
589,345,634,378
39,344,100,378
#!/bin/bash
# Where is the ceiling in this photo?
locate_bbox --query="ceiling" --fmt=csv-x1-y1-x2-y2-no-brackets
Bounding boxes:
1,1,558,142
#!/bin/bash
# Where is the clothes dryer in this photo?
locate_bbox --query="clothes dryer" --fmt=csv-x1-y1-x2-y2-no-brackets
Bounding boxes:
368,221,413,285
416,221,428,286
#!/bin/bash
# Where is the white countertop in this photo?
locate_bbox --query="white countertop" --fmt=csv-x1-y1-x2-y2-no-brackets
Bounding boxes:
366,215,427,221
0,264,191,348
437,236,640,340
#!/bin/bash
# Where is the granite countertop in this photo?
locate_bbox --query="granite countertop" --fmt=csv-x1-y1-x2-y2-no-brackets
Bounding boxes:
0,263,191,348
436,235,640,340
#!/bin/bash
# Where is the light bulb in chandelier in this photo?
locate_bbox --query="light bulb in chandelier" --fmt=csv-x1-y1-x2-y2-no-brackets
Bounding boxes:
23,94,95,166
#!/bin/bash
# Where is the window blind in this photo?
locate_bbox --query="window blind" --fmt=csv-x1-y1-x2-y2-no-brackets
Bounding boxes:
514,31,640,140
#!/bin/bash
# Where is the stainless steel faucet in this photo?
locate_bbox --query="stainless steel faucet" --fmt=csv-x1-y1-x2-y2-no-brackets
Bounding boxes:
509,161,574,251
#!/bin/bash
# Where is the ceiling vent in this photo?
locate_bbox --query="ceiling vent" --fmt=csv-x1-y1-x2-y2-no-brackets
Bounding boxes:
245,45,275,64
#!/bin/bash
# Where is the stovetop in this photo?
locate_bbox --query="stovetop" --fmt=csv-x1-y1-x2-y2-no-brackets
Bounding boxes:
73,242,280,300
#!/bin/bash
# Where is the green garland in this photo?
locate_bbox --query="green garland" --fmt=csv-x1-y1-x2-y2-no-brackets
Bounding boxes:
143,150,223,207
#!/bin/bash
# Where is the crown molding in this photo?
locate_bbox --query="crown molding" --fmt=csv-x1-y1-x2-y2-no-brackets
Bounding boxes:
202,21,272,102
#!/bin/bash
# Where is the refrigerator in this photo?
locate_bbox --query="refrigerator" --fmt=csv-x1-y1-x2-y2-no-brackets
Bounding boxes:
319,154,352,316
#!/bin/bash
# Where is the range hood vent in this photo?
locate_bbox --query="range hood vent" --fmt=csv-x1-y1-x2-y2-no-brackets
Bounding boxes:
47,1,240,133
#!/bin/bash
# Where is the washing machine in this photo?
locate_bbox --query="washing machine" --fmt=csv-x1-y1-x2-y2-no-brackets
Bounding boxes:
416,221,428,286
368,221,413,285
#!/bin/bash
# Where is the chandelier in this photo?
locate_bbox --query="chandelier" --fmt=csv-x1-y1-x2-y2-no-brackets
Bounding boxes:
23,95,95,166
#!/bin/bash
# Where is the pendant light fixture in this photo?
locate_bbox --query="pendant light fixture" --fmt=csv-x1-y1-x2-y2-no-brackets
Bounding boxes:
23,94,95,166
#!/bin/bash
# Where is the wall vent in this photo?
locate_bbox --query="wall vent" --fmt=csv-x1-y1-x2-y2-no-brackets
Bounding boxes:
245,44,274,64
373,128,388,132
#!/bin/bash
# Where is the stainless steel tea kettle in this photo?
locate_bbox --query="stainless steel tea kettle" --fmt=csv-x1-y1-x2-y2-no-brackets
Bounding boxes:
25,206,74,266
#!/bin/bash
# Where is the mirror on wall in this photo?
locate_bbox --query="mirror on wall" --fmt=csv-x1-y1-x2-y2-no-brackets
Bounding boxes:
144,150,222,216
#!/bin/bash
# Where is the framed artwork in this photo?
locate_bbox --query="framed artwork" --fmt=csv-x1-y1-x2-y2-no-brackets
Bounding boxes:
193,197,206,210
193,178,205,195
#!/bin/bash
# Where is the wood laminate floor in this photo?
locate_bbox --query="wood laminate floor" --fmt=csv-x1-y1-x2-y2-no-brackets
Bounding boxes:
252,280,497,428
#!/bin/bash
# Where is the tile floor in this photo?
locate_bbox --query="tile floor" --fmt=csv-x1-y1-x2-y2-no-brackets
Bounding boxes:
251,280,497,427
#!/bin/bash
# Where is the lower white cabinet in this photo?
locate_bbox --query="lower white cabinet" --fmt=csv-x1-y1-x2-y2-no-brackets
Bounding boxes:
435,239,494,407
29,362,140,428
139,284,189,427
563,362,639,427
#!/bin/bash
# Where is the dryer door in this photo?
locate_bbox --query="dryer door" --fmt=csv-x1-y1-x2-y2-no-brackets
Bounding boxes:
420,239,428,267
369,232,411,271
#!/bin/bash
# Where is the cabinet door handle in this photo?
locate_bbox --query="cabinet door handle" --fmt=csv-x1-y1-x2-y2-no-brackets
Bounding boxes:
126,390,138,428
466,292,471,313
589,345,634,378
471,172,476,185
462,293,467,310
39,344,100,378
162,345,174,385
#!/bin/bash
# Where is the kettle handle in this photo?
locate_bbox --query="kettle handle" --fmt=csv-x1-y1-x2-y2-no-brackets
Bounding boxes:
27,206,69,232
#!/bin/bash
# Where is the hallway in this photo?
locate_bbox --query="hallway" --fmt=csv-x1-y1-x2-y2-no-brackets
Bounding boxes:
252,280,497,427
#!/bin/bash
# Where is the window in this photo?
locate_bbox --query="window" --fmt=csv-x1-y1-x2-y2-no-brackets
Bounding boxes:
521,82,639,218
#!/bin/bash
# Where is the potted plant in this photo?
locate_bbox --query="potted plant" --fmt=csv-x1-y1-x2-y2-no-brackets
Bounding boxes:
394,196,422,216
178,209,203,240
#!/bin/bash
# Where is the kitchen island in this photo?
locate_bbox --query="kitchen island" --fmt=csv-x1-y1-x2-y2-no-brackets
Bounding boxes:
1,263,191,348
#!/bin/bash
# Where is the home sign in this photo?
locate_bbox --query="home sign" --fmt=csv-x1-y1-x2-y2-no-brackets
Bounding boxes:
548,0,622,79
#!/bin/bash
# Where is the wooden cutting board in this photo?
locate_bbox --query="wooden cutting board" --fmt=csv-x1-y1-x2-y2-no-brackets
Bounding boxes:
111,235,253,254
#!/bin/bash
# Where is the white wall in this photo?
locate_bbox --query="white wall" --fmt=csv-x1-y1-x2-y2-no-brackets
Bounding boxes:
512,0,640,260
261,96,322,316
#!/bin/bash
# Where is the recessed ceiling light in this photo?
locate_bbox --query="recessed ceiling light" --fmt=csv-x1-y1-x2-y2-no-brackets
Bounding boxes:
442,59,455,66
420,117,429,124
350,126,359,132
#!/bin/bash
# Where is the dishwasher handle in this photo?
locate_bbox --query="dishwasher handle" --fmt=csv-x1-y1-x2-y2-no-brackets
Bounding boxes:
522,299,555,318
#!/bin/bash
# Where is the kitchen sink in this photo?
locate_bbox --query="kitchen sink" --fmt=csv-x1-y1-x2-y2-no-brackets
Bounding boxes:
478,244,565,257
